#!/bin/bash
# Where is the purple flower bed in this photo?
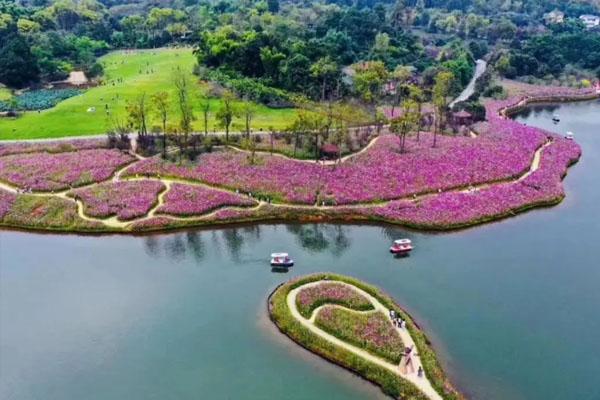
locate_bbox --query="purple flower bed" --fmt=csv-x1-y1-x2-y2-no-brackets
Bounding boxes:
70,180,165,220
0,149,134,191
296,282,374,318
124,152,324,204
0,189,17,219
125,128,547,206
157,183,257,216
0,139,107,157
362,138,580,228
315,307,404,364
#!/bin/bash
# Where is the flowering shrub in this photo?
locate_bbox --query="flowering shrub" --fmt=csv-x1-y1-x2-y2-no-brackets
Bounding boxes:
70,180,165,220
1,194,103,230
315,307,404,364
0,149,134,191
296,282,374,318
157,183,257,216
0,139,106,157
0,189,17,220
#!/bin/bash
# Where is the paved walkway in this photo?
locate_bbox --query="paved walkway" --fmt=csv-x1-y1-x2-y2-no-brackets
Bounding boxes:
287,280,443,400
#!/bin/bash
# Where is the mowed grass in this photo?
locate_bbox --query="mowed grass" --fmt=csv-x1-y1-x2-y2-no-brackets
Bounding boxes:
0,48,296,140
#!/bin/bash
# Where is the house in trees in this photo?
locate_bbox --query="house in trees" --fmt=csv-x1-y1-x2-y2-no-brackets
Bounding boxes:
579,15,600,29
543,10,565,25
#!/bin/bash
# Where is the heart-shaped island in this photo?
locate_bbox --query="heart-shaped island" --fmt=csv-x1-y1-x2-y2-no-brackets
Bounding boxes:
268,274,464,400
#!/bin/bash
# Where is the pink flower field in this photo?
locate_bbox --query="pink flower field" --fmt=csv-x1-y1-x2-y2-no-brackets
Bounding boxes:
0,189,17,220
0,139,106,157
157,183,257,216
70,180,165,220
296,282,374,318
0,149,134,191
0,87,592,233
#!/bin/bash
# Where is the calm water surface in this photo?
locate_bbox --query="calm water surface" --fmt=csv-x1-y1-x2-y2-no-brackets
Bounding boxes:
1,100,599,400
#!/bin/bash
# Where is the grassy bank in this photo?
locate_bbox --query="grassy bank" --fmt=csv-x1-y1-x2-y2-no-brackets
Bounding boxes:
0,48,296,140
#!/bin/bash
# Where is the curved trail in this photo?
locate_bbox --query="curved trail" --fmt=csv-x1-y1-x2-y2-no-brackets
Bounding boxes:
0,136,553,229
287,280,443,400
228,133,381,166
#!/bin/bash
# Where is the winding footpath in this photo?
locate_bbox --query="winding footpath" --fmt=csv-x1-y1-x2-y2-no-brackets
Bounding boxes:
0,132,553,230
287,280,443,400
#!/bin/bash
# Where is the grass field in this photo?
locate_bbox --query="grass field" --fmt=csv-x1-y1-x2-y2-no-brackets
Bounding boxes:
0,88,12,102
0,48,296,140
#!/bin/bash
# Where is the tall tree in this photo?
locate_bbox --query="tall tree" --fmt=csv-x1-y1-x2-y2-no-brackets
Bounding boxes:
0,33,40,88
199,94,211,136
432,71,454,148
240,100,256,139
216,91,236,143
390,99,419,153
151,91,170,159
172,69,195,156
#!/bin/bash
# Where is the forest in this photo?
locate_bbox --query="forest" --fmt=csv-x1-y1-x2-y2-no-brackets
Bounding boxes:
1,0,598,94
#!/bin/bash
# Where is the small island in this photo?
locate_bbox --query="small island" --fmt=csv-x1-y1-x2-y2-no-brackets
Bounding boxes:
268,273,463,400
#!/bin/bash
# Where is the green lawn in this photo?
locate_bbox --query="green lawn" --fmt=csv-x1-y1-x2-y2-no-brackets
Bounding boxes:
0,48,296,140
0,87,12,101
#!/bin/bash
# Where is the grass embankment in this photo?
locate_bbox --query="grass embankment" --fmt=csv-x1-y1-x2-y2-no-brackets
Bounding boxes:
268,273,463,400
0,48,296,140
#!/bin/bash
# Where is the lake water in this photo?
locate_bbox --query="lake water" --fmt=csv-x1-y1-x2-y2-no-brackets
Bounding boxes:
1,99,599,400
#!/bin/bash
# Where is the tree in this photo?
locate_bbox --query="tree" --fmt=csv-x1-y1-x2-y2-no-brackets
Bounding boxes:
310,57,338,101
241,136,258,165
151,91,170,159
267,0,279,13
199,95,211,136
353,61,388,116
0,33,40,88
240,100,256,139
216,91,236,143
126,93,149,137
432,71,455,148
390,99,419,153
389,65,412,116
407,85,425,141
172,69,195,157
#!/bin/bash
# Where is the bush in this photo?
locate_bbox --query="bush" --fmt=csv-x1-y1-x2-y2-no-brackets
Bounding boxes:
198,68,293,107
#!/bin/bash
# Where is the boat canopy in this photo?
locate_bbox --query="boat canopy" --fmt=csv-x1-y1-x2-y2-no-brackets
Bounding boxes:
394,239,411,245
271,253,289,258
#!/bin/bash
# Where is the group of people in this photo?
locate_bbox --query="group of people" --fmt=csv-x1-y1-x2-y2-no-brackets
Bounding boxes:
389,309,424,378
389,309,405,329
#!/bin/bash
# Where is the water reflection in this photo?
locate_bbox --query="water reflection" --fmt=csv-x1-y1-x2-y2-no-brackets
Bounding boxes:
143,224,360,262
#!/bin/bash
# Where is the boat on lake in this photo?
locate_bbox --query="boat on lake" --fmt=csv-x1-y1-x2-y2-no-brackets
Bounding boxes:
390,239,413,255
271,253,294,267
566,131,574,140
552,114,560,123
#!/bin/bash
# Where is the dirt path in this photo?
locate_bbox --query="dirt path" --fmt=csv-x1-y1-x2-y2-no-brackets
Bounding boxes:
228,134,381,166
287,280,443,400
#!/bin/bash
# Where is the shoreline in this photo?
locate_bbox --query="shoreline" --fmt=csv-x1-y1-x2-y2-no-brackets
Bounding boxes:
0,92,595,235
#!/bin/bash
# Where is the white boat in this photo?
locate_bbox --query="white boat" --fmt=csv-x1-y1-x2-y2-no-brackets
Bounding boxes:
552,114,560,123
566,131,574,140
270,253,294,267
390,239,413,255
